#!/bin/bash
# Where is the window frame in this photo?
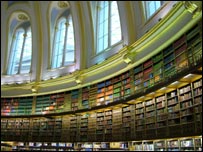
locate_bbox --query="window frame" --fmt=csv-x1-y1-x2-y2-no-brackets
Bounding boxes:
143,1,164,20
7,25,32,75
51,15,75,69
95,1,122,54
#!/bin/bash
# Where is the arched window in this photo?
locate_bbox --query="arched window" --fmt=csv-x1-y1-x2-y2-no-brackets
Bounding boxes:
143,1,164,19
96,1,121,54
7,26,32,75
51,15,75,69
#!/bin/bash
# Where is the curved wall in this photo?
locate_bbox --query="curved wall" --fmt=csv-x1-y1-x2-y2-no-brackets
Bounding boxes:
1,1,202,143
1,1,191,97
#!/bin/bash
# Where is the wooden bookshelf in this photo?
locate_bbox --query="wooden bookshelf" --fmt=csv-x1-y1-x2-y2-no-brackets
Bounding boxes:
35,96,49,114
135,101,145,139
143,141,154,151
134,141,143,151
88,112,96,141
179,84,193,124
134,64,143,93
80,114,89,141
112,108,122,141
179,138,194,151
54,117,62,141
50,93,65,113
143,59,154,89
167,139,180,151
1,20,202,143
121,71,132,98
104,110,113,141
145,98,156,139
156,94,168,137
61,115,70,141
122,106,131,140
7,136,201,151
89,84,97,108
154,140,167,151
69,115,78,142
1,77,202,142
1,97,32,116
163,45,176,78
194,137,202,151
96,111,105,141
71,90,80,111
82,87,90,109
1,20,202,117
192,78,202,134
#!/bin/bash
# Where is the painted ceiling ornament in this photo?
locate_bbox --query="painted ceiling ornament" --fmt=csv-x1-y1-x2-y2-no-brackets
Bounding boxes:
18,13,28,21
57,1,69,8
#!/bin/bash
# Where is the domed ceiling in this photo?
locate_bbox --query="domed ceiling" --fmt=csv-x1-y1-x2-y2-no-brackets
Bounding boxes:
1,1,202,97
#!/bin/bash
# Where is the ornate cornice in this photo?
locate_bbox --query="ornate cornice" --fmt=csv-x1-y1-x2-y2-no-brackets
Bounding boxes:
183,1,202,18
57,1,69,8
18,13,29,21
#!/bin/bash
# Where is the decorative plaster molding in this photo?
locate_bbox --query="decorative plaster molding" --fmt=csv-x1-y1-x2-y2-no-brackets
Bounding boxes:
74,70,84,84
18,13,29,21
57,1,69,8
123,53,132,64
31,85,38,93
183,1,202,18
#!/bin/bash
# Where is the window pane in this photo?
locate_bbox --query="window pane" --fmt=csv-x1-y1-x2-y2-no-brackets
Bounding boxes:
65,16,75,64
56,54,63,67
99,37,104,52
103,34,108,49
145,1,161,19
64,50,74,65
110,1,121,45
8,29,24,75
104,19,108,35
96,1,109,53
52,19,66,68
96,1,121,53
21,29,32,74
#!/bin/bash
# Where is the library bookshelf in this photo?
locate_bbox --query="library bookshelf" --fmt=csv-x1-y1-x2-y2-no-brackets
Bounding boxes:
1,19,202,144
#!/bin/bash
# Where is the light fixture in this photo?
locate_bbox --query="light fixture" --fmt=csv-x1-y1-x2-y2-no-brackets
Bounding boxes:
75,76,82,84
31,86,38,93
51,76,57,79
16,82,23,84
160,87,166,90
7,82,13,85
170,81,179,85
123,54,132,64
183,73,193,78
59,67,65,69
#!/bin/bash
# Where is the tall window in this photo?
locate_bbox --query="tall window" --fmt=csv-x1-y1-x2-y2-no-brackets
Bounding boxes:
7,27,32,75
52,16,75,69
96,1,121,54
143,1,163,19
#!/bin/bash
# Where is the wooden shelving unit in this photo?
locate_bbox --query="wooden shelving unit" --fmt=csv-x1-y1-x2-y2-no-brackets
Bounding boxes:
1,19,202,143
122,106,131,140
104,110,113,141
